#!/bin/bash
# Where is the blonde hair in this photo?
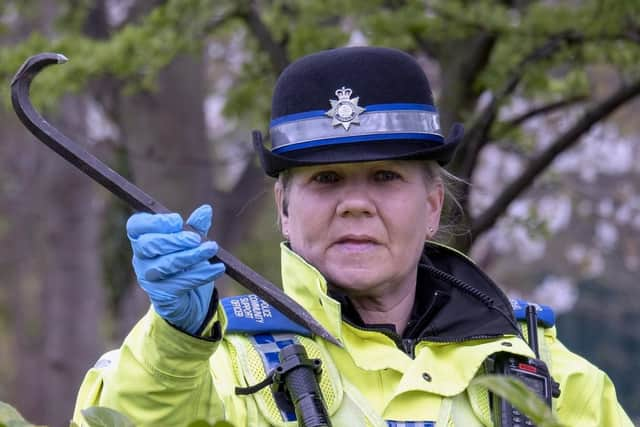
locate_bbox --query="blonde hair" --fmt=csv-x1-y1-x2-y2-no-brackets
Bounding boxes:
428,164,469,244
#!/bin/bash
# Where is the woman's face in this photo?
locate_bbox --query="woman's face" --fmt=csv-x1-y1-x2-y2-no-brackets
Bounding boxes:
275,160,443,298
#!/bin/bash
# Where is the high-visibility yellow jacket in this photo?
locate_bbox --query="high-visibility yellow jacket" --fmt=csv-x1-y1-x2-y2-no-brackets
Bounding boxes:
73,243,633,426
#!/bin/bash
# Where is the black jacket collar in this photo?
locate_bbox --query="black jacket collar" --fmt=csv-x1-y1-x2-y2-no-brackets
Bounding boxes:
330,243,521,342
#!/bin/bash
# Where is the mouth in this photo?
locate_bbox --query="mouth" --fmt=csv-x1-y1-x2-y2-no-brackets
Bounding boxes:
332,235,380,252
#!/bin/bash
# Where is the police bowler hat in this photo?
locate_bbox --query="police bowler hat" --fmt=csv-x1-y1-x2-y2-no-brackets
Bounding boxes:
253,46,463,177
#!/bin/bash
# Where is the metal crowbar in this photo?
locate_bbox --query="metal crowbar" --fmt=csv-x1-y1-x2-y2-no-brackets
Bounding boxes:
10,52,341,347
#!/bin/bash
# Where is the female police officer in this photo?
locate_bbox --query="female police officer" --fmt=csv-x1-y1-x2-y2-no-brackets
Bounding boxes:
73,47,632,426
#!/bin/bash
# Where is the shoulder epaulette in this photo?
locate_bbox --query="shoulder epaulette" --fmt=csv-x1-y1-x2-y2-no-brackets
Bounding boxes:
510,298,555,328
222,294,311,336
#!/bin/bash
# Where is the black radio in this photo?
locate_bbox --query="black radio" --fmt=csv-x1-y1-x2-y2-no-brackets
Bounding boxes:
488,305,561,427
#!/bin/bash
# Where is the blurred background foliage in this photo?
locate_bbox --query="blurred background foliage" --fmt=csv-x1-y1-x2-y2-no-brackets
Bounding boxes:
0,0,639,425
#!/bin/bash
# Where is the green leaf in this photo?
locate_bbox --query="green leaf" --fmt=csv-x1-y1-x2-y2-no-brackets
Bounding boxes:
80,407,135,427
0,401,46,427
0,402,26,423
4,421,39,427
471,375,562,427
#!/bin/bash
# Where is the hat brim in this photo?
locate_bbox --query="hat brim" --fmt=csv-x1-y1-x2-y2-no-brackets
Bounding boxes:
254,123,464,177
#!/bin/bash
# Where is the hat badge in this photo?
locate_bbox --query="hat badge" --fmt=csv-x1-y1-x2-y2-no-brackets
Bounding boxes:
325,86,365,130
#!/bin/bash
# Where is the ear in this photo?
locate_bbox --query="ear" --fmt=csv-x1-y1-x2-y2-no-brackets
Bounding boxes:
274,180,289,235
426,180,444,238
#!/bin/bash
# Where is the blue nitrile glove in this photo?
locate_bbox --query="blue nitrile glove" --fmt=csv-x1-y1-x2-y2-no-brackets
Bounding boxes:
126,204,225,334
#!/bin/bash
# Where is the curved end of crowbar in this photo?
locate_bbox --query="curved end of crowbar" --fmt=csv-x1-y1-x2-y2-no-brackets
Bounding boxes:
10,52,68,88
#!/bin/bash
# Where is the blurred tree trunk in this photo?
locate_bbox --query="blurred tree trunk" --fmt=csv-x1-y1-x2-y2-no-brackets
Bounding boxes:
1,89,105,427
0,2,105,425
412,33,496,251
38,97,105,426
120,55,214,211
0,107,47,420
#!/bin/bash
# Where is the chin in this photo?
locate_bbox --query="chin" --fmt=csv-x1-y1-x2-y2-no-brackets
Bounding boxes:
326,268,388,293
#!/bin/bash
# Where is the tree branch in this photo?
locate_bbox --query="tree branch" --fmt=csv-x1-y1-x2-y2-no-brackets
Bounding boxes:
431,2,639,45
471,77,640,241
203,8,238,34
425,32,497,128
450,31,583,183
498,94,588,132
237,0,290,74
428,3,508,34
625,21,640,43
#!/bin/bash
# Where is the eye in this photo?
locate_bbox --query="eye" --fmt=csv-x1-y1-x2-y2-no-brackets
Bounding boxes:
374,170,402,182
312,171,341,184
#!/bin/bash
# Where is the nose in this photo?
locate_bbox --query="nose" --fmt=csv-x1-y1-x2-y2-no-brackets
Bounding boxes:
335,183,377,218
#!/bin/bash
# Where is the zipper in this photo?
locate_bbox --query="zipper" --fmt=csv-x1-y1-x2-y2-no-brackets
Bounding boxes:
340,317,423,358
342,316,510,358
402,338,416,358
417,333,507,344
341,318,405,347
